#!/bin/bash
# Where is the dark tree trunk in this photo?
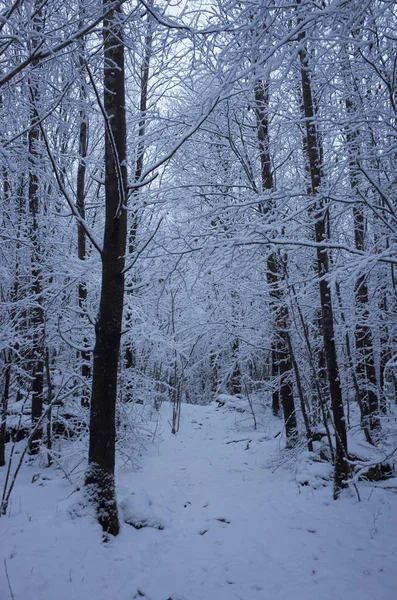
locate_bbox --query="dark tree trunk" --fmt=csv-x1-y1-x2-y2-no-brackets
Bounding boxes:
254,79,296,442
379,294,397,407
344,80,380,433
230,338,242,395
292,285,335,461
85,0,127,536
285,331,313,451
0,363,11,467
44,348,53,466
76,27,91,408
335,282,373,445
125,6,153,376
353,221,380,432
267,253,297,443
0,124,11,467
298,25,349,497
271,348,280,416
28,4,44,455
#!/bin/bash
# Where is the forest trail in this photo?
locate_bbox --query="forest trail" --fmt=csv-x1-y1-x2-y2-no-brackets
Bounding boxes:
1,402,397,600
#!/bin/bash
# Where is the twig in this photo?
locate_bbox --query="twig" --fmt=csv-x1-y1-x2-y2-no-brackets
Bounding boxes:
43,450,73,485
1,396,62,515
122,217,163,274
4,558,15,600
242,379,257,430
39,124,102,254
68,457,85,476
346,446,397,468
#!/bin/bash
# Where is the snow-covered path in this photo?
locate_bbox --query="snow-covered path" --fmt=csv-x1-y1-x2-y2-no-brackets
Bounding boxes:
1,402,396,600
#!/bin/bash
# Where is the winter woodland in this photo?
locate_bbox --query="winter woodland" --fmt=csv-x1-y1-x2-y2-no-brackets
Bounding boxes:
0,1,397,598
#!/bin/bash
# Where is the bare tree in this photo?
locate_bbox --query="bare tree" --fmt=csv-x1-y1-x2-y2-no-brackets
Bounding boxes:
254,78,297,444
85,0,128,536
28,1,45,455
297,2,348,497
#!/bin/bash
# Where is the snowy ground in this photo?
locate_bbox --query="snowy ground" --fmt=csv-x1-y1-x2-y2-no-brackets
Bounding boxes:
1,402,396,600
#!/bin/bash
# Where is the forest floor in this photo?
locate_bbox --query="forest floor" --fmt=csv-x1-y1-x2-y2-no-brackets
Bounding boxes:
1,401,397,600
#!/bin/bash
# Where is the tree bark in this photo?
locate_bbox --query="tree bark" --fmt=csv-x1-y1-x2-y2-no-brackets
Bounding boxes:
344,63,380,432
0,362,11,467
125,5,153,375
28,3,44,455
254,78,297,442
298,23,349,497
76,16,91,408
85,0,127,536
353,209,380,432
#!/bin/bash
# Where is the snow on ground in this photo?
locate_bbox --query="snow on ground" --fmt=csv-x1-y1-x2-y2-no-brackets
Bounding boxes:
1,402,396,600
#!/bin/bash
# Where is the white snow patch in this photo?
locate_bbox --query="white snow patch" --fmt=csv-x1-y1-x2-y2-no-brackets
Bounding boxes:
1,402,396,600
120,489,166,530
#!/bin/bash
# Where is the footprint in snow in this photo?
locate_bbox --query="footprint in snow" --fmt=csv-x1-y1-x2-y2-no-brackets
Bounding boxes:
214,517,231,524
199,518,230,535
134,592,176,600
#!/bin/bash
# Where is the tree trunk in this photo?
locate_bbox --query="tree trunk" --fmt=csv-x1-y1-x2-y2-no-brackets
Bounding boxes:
344,72,380,432
353,212,380,432
125,5,153,376
230,337,242,395
298,27,349,497
76,22,91,408
254,78,296,442
0,362,11,467
267,253,297,443
85,0,127,536
335,282,373,444
28,4,44,455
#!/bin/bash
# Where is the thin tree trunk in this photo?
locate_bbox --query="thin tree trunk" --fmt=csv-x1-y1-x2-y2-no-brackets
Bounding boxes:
254,78,296,441
298,27,348,497
0,118,11,466
85,0,127,536
125,5,153,375
230,337,242,395
270,348,280,415
0,362,11,467
267,254,297,443
379,293,397,408
76,17,91,408
290,285,335,462
344,78,381,432
285,332,313,452
335,282,373,444
44,348,53,467
28,3,44,455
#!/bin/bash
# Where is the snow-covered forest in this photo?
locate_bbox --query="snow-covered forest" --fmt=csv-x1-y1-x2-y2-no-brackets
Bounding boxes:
1,1,397,598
